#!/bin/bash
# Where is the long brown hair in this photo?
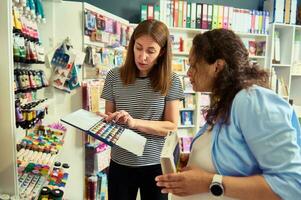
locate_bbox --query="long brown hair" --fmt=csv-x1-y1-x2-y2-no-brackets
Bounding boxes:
120,19,172,95
192,29,269,125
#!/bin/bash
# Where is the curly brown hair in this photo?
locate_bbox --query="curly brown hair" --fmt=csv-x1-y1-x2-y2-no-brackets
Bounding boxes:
192,29,269,126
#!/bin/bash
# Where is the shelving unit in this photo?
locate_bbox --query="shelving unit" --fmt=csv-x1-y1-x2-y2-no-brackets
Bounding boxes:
267,23,301,116
168,25,269,137
0,0,18,197
1,1,86,199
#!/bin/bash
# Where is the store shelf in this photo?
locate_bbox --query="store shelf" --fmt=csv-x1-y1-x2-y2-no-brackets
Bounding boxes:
176,71,188,76
295,25,301,31
173,51,189,56
249,55,266,59
178,125,195,128
168,26,268,38
272,64,291,67
183,91,195,94
180,108,195,111
291,73,301,77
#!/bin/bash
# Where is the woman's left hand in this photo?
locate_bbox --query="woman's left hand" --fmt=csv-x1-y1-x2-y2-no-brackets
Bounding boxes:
105,110,136,129
155,166,213,196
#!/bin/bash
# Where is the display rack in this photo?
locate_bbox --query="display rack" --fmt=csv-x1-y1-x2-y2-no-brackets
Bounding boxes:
0,0,18,196
267,23,301,116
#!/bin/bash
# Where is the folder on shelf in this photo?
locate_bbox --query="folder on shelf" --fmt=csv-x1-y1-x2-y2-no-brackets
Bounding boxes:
186,2,191,28
191,3,197,28
207,4,213,29
290,0,297,24
212,4,219,29
141,4,147,21
147,4,154,20
154,4,160,20
61,109,146,156
264,0,285,23
222,6,229,29
160,131,180,174
202,3,208,29
196,3,202,29
178,0,183,27
182,1,187,28
217,5,224,28
173,0,179,27
284,0,291,24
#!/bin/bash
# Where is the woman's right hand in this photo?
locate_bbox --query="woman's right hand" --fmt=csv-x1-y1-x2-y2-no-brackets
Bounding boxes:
104,110,137,129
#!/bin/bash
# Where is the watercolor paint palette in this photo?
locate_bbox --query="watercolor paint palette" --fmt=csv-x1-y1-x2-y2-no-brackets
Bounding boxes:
61,109,146,156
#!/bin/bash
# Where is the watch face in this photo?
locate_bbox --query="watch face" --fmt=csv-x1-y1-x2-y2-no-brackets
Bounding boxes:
210,184,223,196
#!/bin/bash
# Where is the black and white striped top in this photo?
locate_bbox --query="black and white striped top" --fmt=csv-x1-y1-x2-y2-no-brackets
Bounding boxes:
101,67,184,166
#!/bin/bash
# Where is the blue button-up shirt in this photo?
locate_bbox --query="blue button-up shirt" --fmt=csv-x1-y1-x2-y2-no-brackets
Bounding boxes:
191,85,301,200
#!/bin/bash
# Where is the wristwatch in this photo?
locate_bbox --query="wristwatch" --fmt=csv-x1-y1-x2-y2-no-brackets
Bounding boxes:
209,174,224,197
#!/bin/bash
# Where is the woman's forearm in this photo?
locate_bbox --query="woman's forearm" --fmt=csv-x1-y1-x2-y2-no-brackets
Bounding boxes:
223,175,280,200
133,119,177,136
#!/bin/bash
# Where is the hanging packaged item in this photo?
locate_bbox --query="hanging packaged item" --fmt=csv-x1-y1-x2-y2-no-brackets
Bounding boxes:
50,38,85,93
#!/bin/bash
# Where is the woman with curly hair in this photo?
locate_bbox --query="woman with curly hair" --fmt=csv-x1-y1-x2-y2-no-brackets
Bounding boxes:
156,29,301,200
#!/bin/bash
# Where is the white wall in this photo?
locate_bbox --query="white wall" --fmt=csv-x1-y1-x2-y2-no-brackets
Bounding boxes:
39,1,85,199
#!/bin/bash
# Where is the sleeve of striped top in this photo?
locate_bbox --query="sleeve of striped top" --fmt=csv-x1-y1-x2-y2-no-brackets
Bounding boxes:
165,73,184,101
100,68,115,102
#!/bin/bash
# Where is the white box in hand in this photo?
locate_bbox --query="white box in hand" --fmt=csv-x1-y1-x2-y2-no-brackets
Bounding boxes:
160,131,180,174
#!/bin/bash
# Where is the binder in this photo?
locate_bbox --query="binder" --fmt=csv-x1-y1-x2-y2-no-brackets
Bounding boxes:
159,0,166,23
178,0,183,27
251,10,256,33
202,3,208,29
191,3,197,28
140,4,147,21
290,0,297,24
228,6,233,30
207,4,213,30
223,6,229,29
61,109,147,156
147,4,154,20
166,0,173,27
182,1,187,28
173,0,179,27
212,4,219,29
217,5,224,28
196,3,202,29
264,0,285,23
186,2,191,28
160,131,180,174
284,0,291,24
154,4,160,20
258,11,263,34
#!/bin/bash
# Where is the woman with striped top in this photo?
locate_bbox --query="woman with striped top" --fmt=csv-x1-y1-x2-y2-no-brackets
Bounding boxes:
101,19,184,200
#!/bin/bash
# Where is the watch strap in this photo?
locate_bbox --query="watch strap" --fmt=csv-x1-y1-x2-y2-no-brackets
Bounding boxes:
212,174,223,184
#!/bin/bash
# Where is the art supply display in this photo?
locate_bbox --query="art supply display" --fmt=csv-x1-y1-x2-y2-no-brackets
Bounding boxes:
61,109,146,156
18,172,46,200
